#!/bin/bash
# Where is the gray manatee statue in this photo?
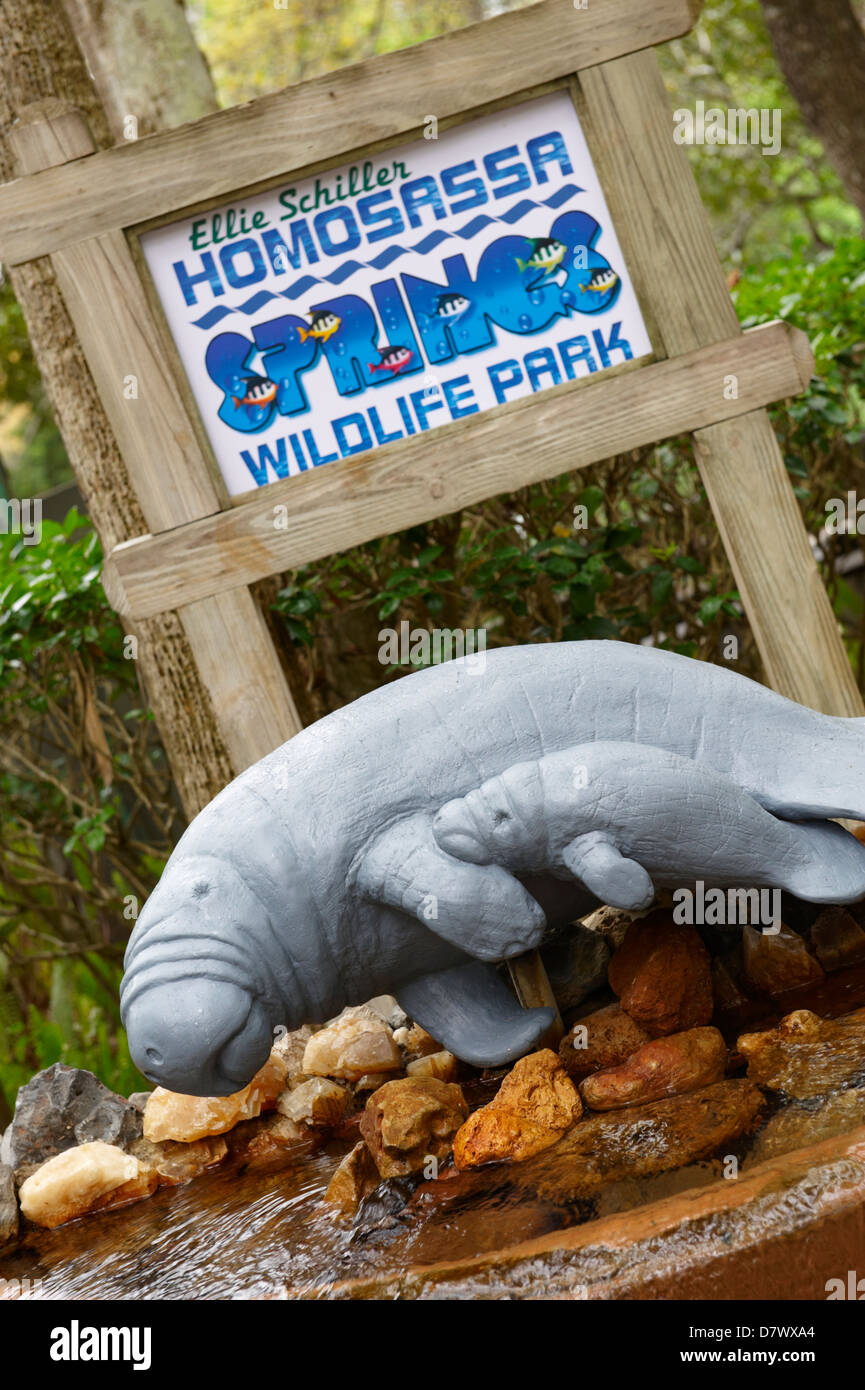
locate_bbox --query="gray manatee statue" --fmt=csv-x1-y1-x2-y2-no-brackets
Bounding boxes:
433,741,865,908
121,640,865,1094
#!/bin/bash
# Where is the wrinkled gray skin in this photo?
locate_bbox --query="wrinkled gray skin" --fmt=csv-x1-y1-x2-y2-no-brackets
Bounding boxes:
434,741,865,908
121,641,865,1094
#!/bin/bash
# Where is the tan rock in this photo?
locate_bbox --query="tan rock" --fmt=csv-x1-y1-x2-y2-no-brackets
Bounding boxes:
738,1006,865,1099
393,1023,441,1059
742,925,824,995
303,1006,402,1082
608,910,713,1036
234,1113,308,1167
363,995,408,1030
354,1072,396,1092
359,1077,468,1178
810,907,865,973
143,1053,288,1142
580,1026,728,1111
129,1135,228,1186
19,1142,157,1229
580,903,646,951
271,1024,315,1089
559,1003,651,1081
453,1050,581,1169
324,1141,381,1218
277,1077,350,1127
406,1050,458,1082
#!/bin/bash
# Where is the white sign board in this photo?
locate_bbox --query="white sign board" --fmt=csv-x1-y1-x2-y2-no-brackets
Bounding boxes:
141,92,650,497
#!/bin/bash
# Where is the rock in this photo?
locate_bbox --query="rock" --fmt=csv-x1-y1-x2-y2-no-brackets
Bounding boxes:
277,1077,350,1127
18,1142,157,1229
580,903,646,951
540,924,611,1010
363,996,408,1030
0,1064,142,1172
271,1024,315,1088
411,1079,765,1213
406,1050,459,1083
738,1007,865,1100
143,1052,287,1142
231,1113,309,1168
359,1078,468,1179
324,1140,381,1218
453,1049,581,1168
810,907,865,973
559,1003,651,1081
354,1072,397,1092
126,1092,152,1114
746,1088,865,1166
579,1026,728,1111
711,953,752,1014
0,1163,18,1250
129,1135,228,1186
393,1023,441,1059
608,911,713,1036
303,1006,402,1082
742,925,824,995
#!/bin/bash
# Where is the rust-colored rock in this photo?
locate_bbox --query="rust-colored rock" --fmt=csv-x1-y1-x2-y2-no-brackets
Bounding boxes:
453,1049,581,1169
742,925,824,995
810,907,865,973
359,1077,467,1178
559,1003,651,1081
18,1142,157,1229
303,1006,402,1082
324,1140,381,1218
233,1113,309,1168
608,911,712,1036
142,1053,288,1142
129,1135,228,1186
580,1027,728,1111
738,1006,865,1099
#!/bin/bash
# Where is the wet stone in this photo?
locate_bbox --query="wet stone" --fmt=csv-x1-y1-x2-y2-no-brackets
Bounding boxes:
580,1027,728,1112
738,1006,865,1100
143,1053,288,1143
0,1064,142,1173
559,1003,651,1081
453,1049,581,1169
742,925,824,995
608,911,713,1037
359,1078,468,1179
0,1163,18,1251
810,907,865,973
18,1142,157,1230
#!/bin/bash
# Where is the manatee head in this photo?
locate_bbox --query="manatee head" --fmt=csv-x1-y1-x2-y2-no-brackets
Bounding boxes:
123,975,273,1097
120,853,302,1097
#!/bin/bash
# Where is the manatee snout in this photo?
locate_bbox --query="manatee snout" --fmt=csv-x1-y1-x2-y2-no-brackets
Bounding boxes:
124,977,272,1097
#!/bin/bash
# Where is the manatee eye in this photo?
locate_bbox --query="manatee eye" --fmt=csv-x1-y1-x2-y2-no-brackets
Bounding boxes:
192,881,210,900
493,810,511,825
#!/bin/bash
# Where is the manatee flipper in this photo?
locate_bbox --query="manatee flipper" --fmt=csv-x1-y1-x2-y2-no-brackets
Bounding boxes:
355,814,546,962
561,831,655,910
397,959,556,1067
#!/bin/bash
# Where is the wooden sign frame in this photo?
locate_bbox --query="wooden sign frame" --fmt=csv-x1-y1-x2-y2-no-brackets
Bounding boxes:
1,0,861,795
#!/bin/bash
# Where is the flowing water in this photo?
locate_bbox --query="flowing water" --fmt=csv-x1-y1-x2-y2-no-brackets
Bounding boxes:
5,963,865,1300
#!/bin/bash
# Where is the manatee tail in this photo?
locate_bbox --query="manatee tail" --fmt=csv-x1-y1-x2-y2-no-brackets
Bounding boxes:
781,819,865,903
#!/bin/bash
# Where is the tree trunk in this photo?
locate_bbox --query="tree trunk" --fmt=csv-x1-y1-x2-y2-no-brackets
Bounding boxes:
61,0,218,136
759,0,865,220
0,0,232,817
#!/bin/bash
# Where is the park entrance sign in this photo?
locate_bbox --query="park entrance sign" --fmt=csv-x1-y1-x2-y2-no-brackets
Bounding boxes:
140,93,650,495
0,0,860,802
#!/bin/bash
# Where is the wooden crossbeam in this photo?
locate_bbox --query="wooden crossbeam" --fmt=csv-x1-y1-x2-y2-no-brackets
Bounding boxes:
0,0,700,265
101,321,812,622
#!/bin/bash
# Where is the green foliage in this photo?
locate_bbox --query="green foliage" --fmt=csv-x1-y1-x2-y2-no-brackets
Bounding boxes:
0,513,180,1114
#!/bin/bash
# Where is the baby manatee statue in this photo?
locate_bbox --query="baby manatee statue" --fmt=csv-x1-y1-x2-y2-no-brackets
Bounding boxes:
433,741,865,909
121,641,865,1093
